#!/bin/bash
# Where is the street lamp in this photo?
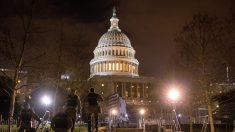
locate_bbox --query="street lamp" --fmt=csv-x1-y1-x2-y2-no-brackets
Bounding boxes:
167,88,181,131
168,89,180,102
109,109,118,130
41,95,51,131
139,108,145,115
41,95,51,106
139,108,145,131
111,109,118,116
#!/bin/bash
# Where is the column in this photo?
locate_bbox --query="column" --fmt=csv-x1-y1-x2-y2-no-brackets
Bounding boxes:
142,83,144,98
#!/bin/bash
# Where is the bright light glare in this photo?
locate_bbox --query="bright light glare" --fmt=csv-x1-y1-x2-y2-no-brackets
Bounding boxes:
111,109,117,115
41,95,51,105
178,114,182,117
139,109,145,115
125,114,128,117
168,89,180,101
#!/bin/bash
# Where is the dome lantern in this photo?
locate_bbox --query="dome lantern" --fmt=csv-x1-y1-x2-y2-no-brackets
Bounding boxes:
109,6,121,32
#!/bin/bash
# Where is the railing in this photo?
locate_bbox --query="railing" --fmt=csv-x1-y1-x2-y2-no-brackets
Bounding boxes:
0,118,18,132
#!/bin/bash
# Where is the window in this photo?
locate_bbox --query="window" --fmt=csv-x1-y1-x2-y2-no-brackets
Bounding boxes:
129,64,131,72
138,83,144,98
132,65,136,73
112,63,115,71
123,63,126,71
115,82,123,97
126,64,129,72
116,63,119,71
126,82,131,97
125,91,128,97
108,63,112,71
145,84,150,98
132,83,137,98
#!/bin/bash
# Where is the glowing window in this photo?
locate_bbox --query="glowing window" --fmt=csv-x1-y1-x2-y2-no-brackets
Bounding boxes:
133,66,135,73
125,91,128,97
109,63,112,71
126,64,129,72
116,63,119,71
123,63,126,71
112,63,115,71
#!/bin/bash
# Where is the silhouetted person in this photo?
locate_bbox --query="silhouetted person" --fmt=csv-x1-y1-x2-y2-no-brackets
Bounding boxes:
17,102,41,132
84,88,103,132
51,107,73,132
65,89,81,132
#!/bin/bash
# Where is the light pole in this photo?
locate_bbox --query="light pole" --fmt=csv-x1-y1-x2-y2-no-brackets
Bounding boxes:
139,108,145,131
41,95,51,108
41,95,51,132
111,109,117,126
167,88,181,131
109,108,118,131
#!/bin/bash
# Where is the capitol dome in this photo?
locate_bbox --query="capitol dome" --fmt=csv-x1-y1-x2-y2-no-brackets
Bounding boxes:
97,30,132,48
90,7,139,77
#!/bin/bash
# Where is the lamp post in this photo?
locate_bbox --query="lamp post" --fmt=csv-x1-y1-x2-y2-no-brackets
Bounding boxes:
111,109,117,126
139,108,145,131
167,88,181,131
41,95,51,131
109,108,118,131
42,95,51,108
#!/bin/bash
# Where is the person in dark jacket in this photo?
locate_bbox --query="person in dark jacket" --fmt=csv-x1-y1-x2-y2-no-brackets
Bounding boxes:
65,89,81,132
17,102,41,132
51,107,73,132
84,88,104,132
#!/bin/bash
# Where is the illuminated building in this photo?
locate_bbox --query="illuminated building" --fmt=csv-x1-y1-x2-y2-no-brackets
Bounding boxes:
89,7,156,119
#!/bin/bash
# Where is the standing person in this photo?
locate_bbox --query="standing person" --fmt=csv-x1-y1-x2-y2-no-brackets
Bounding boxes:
84,88,104,132
51,107,73,132
65,89,81,132
17,102,41,132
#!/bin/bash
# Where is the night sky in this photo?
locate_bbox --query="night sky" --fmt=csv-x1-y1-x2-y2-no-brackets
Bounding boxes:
0,0,234,78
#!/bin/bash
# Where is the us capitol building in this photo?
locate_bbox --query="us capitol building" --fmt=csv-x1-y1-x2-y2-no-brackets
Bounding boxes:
89,7,157,118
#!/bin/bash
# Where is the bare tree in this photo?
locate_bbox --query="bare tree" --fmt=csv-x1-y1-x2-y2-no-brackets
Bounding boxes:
51,20,92,114
0,0,42,120
174,13,222,132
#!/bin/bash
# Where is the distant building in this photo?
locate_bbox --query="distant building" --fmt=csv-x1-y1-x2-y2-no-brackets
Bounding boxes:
88,7,158,121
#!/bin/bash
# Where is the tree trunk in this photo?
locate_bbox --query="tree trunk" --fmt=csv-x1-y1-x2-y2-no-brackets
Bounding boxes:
208,103,215,132
9,90,16,117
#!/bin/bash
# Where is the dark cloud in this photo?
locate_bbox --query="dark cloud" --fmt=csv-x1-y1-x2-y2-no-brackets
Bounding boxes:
50,0,115,22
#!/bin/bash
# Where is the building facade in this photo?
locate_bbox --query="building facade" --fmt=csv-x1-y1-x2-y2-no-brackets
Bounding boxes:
89,7,157,120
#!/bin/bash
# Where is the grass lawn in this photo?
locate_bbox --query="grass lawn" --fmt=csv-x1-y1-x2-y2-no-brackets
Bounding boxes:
0,125,88,132
0,124,107,132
